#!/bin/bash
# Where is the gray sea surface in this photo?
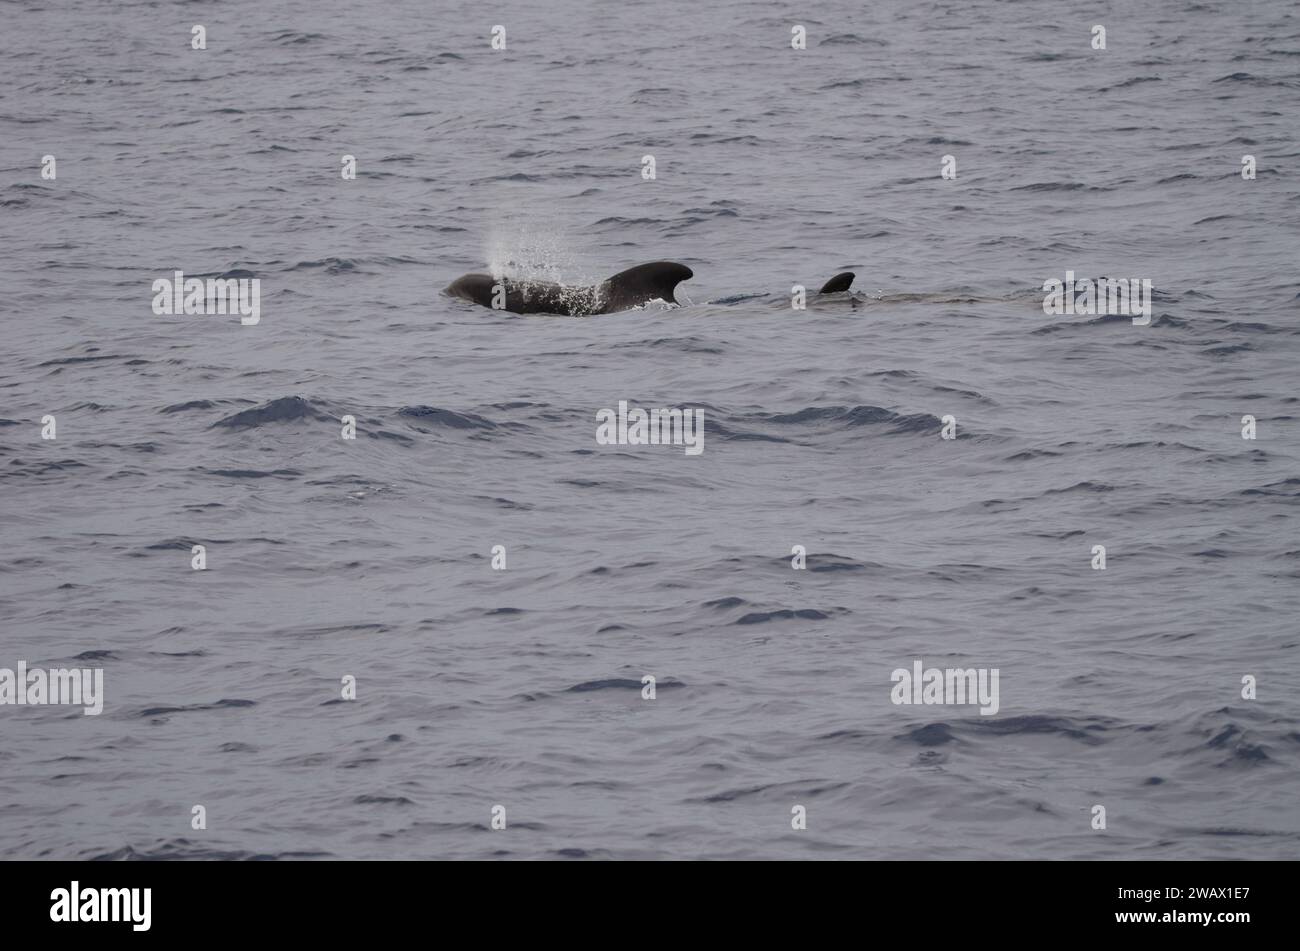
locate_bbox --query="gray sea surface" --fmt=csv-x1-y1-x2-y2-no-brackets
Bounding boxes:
1,0,1298,859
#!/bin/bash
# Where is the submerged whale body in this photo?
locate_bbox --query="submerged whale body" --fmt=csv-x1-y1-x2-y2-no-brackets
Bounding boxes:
446,261,693,315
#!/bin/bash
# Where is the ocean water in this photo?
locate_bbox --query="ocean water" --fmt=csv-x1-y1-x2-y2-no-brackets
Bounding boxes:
1,0,1298,860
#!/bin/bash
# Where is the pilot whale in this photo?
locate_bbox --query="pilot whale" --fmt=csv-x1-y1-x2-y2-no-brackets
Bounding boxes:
446,261,693,315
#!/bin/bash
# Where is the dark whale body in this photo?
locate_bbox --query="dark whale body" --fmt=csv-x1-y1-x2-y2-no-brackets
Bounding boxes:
447,261,693,315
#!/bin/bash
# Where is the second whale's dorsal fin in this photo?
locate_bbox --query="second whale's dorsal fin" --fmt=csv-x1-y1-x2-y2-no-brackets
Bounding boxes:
600,261,694,311
818,272,856,294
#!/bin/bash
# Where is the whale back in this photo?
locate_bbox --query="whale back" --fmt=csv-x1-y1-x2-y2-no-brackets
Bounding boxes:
818,272,856,294
445,273,599,315
447,261,693,315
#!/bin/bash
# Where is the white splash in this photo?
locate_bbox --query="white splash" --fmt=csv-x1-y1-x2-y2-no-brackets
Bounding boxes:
482,214,584,286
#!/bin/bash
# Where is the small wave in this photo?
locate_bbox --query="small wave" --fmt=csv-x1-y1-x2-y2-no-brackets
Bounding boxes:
735,608,834,625
135,698,256,719
160,399,218,414
88,840,331,861
1011,182,1097,192
199,467,302,480
398,406,498,431
737,404,942,437
566,678,685,692
211,396,333,429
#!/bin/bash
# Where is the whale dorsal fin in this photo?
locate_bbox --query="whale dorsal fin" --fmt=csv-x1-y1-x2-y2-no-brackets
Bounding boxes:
818,272,855,294
600,261,694,311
